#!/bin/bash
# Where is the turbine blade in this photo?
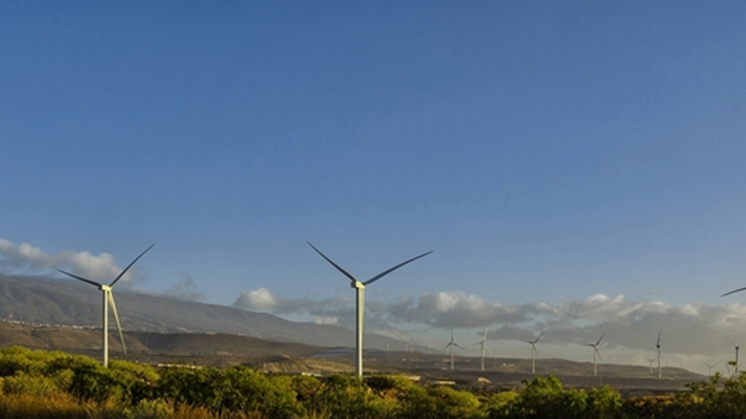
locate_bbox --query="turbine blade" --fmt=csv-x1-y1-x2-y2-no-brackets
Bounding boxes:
595,347,603,361
307,242,358,283
108,292,127,354
442,343,452,351
534,331,544,344
722,286,746,297
58,269,102,287
657,329,662,346
533,346,539,357
724,335,739,347
110,243,155,287
596,331,606,346
454,343,466,351
363,251,432,285
485,345,493,356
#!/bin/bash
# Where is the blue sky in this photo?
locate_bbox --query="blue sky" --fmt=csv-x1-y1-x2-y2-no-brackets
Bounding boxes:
2,2,746,372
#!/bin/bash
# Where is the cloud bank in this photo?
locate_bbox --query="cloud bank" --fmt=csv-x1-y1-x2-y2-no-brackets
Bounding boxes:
234,287,746,361
0,237,140,283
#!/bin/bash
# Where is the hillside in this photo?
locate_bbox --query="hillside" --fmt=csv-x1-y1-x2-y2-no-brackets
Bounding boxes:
0,275,407,350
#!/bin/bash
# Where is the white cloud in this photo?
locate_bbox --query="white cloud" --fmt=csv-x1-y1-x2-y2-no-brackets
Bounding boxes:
233,286,746,373
313,316,338,325
0,237,140,283
234,288,279,310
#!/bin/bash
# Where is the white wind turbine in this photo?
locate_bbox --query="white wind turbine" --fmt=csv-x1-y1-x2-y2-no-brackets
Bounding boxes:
443,328,466,370
644,356,655,374
655,329,663,379
722,287,746,378
703,362,718,377
524,332,544,374
724,335,741,377
58,243,154,367
307,242,431,378
584,332,605,377
470,329,492,372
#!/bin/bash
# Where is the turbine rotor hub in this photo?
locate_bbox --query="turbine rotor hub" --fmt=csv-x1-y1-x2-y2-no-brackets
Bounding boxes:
353,281,365,289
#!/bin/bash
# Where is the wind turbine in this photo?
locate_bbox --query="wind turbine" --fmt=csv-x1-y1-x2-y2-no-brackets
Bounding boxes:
703,362,718,376
644,356,655,374
58,243,154,367
307,242,431,378
724,335,741,377
470,329,492,372
584,332,605,377
524,332,544,374
443,328,466,370
655,329,663,379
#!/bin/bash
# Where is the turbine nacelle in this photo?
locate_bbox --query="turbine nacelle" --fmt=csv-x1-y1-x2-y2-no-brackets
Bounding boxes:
57,243,154,367
307,241,431,377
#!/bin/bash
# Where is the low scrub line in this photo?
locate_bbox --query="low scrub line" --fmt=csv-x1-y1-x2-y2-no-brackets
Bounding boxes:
0,346,742,419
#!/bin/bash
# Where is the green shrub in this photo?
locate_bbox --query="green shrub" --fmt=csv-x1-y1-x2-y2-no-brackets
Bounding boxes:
157,367,223,410
67,362,124,404
485,391,519,418
2,373,59,396
430,386,483,419
130,398,174,419
219,366,299,419
0,354,46,377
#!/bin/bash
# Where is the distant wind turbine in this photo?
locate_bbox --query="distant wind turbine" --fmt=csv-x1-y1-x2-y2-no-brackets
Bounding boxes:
584,332,605,377
655,329,663,379
703,362,718,376
58,243,154,368
644,356,655,374
443,329,466,370
724,335,741,377
524,332,544,374
307,242,431,378
470,329,492,372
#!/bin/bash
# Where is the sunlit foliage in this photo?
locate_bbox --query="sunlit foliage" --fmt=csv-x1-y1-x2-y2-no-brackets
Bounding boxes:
1,346,746,418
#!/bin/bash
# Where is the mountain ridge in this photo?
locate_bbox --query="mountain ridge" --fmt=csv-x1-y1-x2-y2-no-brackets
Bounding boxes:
0,275,408,350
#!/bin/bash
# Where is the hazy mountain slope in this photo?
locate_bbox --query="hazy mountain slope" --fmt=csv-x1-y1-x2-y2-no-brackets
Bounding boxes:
0,275,404,349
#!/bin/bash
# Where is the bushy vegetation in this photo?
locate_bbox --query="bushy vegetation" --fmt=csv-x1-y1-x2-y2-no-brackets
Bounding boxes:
1,346,745,418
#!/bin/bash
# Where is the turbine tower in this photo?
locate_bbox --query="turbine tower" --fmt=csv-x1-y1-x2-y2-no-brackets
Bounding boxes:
703,362,718,376
470,329,492,372
722,288,745,379
655,329,663,379
724,335,741,377
442,328,465,370
524,332,544,374
584,332,605,377
307,242,431,378
58,243,154,367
